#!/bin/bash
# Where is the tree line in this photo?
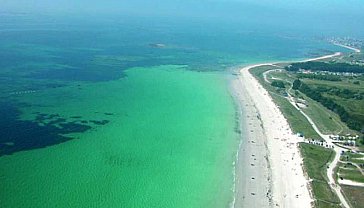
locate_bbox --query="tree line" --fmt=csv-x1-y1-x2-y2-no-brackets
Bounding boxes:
315,86,364,100
296,73,342,81
292,79,362,131
286,61,364,73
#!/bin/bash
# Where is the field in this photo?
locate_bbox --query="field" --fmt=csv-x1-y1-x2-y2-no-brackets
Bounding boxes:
341,185,364,208
299,143,341,207
300,75,364,133
300,93,354,135
337,152,364,184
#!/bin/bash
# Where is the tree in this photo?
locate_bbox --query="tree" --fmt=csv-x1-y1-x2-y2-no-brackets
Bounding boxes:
271,80,285,88
292,79,301,90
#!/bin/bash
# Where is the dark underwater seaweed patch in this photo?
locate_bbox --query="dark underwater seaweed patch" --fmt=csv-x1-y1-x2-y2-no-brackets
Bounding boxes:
89,120,109,125
0,102,108,156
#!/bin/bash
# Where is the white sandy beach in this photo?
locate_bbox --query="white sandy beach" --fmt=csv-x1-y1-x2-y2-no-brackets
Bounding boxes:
231,78,272,208
233,52,342,208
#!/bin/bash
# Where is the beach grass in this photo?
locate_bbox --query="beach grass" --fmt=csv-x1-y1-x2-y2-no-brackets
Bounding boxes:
341,185,364,208
337,151,364,183
270,94,321,139
268,70,294,82
298,93,352,135
315,200,341,208
299,143,341,207
341,152,364,164
303,78,364,92
337,163,364,183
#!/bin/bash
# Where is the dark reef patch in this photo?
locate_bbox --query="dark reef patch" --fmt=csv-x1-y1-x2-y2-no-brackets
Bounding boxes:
0,102,98,156
89,120,109,125
27,66,126,82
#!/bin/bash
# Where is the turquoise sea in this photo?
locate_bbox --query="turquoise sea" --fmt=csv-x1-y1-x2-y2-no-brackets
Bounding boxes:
0,13,352,207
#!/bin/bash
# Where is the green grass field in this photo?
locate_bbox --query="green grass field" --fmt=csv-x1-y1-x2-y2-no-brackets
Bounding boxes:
341,152,364,164
338,167,364,183
299,143,340,207
269,70,295,82
298,93,354,135
337,152,364,184
304,78,363,91
338,151,364,208
341,185,364,208
302,77,364,133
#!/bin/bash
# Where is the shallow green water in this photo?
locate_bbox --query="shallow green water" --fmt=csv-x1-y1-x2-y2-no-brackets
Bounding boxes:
0,65,238,207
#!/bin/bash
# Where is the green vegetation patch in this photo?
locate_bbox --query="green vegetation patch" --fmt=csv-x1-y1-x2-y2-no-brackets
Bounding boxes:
299,143,340,207
287,59,364,134
315,200,341,208
304,77,364,91
292,79,363,131
337,163,364,183
272,94,321,139
297,73,342,81
299,93,353,135
341,152,364,164
269,71,294,82
286,61,364,73
271,80,285,88
341,185,364,208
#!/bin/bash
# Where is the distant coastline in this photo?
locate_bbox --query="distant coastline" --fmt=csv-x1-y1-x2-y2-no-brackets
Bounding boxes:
332,43,361,53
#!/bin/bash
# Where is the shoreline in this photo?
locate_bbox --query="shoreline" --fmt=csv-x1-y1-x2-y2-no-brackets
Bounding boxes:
333,43,361,53
230,77,272,207
232,52,342,207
